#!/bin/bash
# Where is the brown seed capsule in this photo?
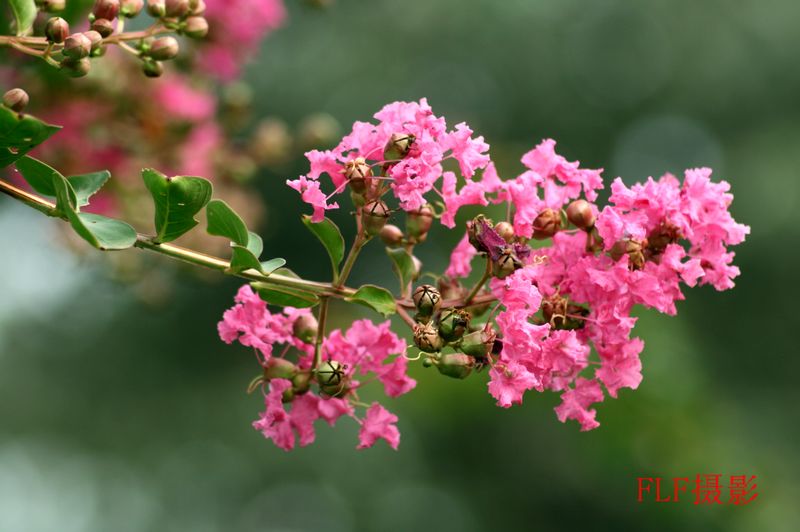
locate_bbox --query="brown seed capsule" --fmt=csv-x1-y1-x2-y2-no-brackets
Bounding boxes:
63,33,92,59
566,199,596,230
343,157,372,194
142,58,164,77
146,0,166,17
45,17,69,43
92,0,120,21
413,322,444,353
183,16,209,38
61,57,91,77
405,206,433,242
165,0,190,17
610,238,647,270
542,294,569,328
120,0,144,17
412,284,441,318
379,224,404,247
494,221,515,243
383,132,415,161
362,200,390,237
148,36,179,60
2,88,29,113
91,18,115,38
532,208,562,240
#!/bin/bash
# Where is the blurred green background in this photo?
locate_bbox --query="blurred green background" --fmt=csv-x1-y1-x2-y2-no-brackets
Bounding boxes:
1,0,798,530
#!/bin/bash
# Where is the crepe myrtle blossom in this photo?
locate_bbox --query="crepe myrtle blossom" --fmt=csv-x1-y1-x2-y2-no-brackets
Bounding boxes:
220,98,748,450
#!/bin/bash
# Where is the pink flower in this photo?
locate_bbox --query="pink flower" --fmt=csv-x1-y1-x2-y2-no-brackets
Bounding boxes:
252,378,295,451
153,77,216,122
286,175,339,223
377,356,417,398
488,362,540,407
357,403,400,450
323,319,408,378
554,378,604,431
445,233,478,279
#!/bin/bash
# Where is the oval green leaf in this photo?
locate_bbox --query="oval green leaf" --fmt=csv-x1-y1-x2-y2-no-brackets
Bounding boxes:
206,199,249,246
346,284,397,317
386,247,415,294
251,282,320,309
0,107,61,167
68,171,110,207
142,168,212,243
302,215,345,278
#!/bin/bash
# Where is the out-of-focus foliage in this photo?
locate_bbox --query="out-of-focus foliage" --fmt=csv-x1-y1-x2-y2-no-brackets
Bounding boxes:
0,0,798,530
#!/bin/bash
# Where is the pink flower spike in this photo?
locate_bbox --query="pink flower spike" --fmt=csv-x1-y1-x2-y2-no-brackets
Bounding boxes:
554,378,605,431
357,403,400,450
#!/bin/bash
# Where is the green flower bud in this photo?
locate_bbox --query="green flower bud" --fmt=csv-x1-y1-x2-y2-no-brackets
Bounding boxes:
93,0,120,21
45,17,69,43
292,370,312,395
435,353,475,379
405,205,433,242
142,59,164,77
494,221,515,243
63,33,92,59
532,208,561,240
343,157,372,194
413,322,444,353
362,200,390,237
264,357,298,380
437,307,470,343
148,36,179,60
379,224,404,247
566,199,596,230
292,313,318,344
183,16,209,38
61,57,91,77
459,328,496,359
2,88,29,113
165,0,190,17
146,0,166,17
120,0,144,17
282,387,295,403
383,132,415,161
91,18,114,38
412,284,441,319
316,360,346,387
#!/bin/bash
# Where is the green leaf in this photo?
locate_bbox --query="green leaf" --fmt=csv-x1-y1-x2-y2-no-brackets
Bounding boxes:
302,215,345,278
260,258,287,275
0,106,60,167
346,284,397,317
386,247,416,292
206,199,249,246
15,156,76,214
9,0,36,36
251,282,320,309
68,171,110,207
142,168,212,243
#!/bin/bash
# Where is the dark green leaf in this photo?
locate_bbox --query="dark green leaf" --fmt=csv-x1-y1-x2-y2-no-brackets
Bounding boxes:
346,284,397,317
68,171,110,207
302,215,345,278
228,231,263,273
9,0,36,36
0,106,60,167
16,156,76,214
251,282,320,309
386,247,416,293
206,199,248,246
142,168,212,243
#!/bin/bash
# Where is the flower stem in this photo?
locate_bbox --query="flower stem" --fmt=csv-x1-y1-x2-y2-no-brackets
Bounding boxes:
312,296,330,370
465,257,492,305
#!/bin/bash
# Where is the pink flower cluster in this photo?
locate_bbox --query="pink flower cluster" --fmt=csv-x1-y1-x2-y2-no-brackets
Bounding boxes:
219,286,413,451
288,98,491,222
445,141,749,430
199,0,287,81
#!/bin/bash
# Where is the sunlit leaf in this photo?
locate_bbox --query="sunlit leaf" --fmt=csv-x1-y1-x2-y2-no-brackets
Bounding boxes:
142,168,212,243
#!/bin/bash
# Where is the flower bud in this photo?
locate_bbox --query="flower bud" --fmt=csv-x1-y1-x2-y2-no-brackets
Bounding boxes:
383,132,415,161
291,370,312,395
413,322,444,353
38,0,66,12
61,57,91,77
437,307,470,343
610,238,647,270
148,36,179,60
411,255,422,281
492,247,522,279
292,313,318,344
190,0,206,15
183,16,209,38
532,208,561,240
566,199,596,230
282,387,296,403
343,157,372,194
142,59,164,77
459,328,496,359
435,353,474,379
362,200,390,237
93,0,120,20
2,88,29,113
316,360,345,387
146,0,166,17
120,0,144,17
45,17,69,43
91,18,114,38
83,30,103,52
412,284,441,319
379,224,404,247
264,357,298,380
405,206,433,242
63,33,92,59
165,0,190,17
494,221,515,243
